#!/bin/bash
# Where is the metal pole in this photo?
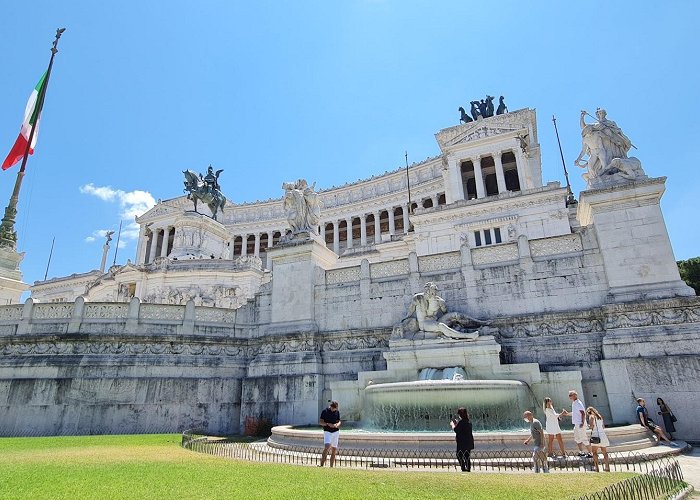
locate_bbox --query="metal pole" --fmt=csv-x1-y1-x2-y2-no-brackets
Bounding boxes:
404,151,414,232
0,28,65,250
43,236,55,281
405,151,412,213
552,115,577,206
112,220,123,265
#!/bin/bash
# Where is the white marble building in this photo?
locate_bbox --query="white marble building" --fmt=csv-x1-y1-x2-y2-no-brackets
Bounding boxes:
4,107,697,440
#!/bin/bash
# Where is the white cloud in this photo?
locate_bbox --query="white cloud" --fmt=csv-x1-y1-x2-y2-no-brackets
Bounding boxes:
80,184,156,241
84,229,112,244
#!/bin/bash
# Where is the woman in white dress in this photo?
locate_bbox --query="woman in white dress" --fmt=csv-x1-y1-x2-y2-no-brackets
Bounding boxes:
543,397,567,457
586,406,610,472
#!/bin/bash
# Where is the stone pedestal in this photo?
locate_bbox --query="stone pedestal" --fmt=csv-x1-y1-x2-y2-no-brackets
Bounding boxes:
169,212,230,260
0,246,28,305
577,177,694,302
266,237,337,326
240,237,337,428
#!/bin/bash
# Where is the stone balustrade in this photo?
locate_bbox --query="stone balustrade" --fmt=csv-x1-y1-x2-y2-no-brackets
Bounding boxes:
0,297,242,338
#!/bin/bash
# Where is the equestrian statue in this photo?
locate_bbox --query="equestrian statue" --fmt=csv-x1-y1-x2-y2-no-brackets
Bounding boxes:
183,166,227,220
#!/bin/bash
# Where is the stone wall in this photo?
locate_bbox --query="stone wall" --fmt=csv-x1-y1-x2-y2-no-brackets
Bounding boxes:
0,298,249,436
1,274,698,439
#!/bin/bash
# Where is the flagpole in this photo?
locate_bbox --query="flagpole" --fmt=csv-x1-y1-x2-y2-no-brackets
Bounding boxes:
43,236,55,281
112,220,123,266
0,28,65,250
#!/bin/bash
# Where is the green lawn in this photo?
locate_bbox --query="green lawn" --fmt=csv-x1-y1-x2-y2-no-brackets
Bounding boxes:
0,434,634,499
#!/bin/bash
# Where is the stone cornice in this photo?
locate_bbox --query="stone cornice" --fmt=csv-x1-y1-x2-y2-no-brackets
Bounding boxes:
412,183,566,226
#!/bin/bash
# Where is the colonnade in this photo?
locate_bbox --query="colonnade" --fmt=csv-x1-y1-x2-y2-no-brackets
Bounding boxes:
139,193,447,264
446,149,525,202
141,226,174,264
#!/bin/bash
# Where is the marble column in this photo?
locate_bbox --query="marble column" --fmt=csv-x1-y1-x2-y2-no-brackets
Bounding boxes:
160,228,170,257
494,152,507,193
345,218,353,249
136,225,147,264
474,157,486,199
403,205,410,233
360,216,367,246
431,196,438,207
446,156,465,203
373,212,381,243
267,231,273,248
514,150,527,190
148,230,159,263
333,221,340,254
254,233,261,257
241,235,248,256
388,209,396,236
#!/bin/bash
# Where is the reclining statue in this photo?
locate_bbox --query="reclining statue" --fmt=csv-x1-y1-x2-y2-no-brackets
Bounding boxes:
393,282,487,340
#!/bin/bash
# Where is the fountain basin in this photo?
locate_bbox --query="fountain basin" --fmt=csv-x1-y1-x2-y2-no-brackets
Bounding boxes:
268,424,658,454
364,379,534,431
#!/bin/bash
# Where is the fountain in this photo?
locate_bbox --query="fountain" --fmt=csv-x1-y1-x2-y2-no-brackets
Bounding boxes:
268,283,658,453
364,376,536,432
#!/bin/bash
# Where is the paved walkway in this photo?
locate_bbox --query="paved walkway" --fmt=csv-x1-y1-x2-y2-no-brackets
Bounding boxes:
677,447,700,495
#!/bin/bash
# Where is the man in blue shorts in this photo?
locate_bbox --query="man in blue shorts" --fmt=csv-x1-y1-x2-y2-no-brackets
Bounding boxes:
636,398,674,444
319,400,341,467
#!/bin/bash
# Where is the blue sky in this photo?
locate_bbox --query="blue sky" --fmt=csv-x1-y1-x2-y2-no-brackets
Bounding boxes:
1,1,699,290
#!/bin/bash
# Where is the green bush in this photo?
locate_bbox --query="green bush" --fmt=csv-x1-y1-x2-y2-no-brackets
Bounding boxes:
677,257,700,295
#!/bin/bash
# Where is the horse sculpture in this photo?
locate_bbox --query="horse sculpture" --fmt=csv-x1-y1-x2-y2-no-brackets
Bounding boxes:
183,169,227,220
458,106,473,124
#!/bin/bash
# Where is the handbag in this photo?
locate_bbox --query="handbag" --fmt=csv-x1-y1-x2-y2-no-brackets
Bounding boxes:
590,419,602,444
670,413,677,423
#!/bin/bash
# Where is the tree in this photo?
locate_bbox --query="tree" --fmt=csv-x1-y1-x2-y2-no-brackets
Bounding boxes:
677,257,700,295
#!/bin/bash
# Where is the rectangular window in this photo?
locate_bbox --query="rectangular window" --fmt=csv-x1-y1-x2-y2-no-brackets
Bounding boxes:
494,227,502,244
474,231,482,247
484,229,492,245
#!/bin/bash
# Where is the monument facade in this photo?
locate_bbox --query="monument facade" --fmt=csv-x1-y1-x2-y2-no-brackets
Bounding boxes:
2,107,697,441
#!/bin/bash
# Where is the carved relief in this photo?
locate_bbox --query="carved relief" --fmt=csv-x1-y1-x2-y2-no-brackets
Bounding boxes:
84,304,129,320
139,304,185,321
32,303,74,320
498,318,604,339
326,267,361,285
370,260,409,279
0,305,22,321
529,234,583,258
418,252,461,273
471,243,518,266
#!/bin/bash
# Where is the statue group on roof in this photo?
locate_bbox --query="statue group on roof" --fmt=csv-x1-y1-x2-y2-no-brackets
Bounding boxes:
459,95,508,124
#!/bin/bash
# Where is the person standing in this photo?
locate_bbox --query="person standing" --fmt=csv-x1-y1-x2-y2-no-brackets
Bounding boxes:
319,401,341,467
450,407,474,472
561,390,592,457
586,406,610,472
656,398,677,439
543,397,567,458
636,398,674,444
523,410,549,473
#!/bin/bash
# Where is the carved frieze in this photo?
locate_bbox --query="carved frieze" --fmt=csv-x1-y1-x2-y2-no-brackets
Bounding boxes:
498,318,604,339
605,305,700,329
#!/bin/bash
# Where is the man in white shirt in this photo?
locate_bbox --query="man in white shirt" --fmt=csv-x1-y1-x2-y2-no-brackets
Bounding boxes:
561,390,592,457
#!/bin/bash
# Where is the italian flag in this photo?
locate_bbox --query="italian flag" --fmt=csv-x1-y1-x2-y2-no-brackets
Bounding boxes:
2,72,47,170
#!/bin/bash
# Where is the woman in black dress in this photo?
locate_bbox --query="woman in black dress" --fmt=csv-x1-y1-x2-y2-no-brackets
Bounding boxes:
450,407,474,472
657,398,677,438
